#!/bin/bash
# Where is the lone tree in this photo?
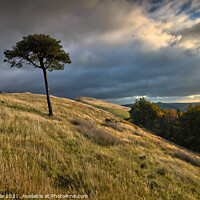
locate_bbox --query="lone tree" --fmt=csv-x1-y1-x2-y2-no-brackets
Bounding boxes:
4,34,71,116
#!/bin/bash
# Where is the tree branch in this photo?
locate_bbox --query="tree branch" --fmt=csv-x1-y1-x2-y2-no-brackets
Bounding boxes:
45,61,52,69
26,56,41,68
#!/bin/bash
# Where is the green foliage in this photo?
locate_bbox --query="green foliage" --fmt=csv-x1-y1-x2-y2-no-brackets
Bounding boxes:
4,34,71,71
129,98,200,152
159,108,178,138
174,105,200,152
177,107,181,118
129,98,164,132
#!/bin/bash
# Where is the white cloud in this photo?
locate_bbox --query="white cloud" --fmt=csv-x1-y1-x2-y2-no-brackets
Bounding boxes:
73,0,200,53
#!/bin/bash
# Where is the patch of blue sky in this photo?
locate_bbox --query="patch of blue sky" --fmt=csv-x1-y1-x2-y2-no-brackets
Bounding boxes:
188,9,200,20
176,1,200,20
149,0,163,10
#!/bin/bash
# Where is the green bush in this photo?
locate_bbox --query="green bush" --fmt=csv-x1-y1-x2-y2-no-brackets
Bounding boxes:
129,98,200,153
129,98,164,132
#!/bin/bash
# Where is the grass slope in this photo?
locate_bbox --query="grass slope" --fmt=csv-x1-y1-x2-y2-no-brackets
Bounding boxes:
75,96,130,119
0,93,200,200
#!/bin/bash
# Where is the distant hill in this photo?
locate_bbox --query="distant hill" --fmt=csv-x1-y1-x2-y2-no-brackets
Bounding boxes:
0,93,200,199
123,102,200,111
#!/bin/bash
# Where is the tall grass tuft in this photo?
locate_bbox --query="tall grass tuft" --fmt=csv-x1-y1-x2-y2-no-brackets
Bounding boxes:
71,118,122,146
172,149,200,167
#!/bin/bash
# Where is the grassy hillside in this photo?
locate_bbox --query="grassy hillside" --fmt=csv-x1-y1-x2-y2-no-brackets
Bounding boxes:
0,93,200,199
75,96,130,119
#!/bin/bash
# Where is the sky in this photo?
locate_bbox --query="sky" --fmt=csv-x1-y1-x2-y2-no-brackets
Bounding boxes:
1,0,200,104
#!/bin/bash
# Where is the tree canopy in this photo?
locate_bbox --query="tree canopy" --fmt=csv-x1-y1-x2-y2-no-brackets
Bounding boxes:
4,34,71,71
4,34,71,116
175,105,200,151
129,98,164,131
129,98,200,152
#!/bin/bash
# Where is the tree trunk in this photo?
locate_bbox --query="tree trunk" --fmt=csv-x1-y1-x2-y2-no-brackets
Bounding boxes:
42,68,53,116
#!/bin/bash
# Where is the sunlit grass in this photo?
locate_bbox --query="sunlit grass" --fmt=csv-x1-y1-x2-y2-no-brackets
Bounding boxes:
0,93,200,199
90,104,130,119
74,96,130,119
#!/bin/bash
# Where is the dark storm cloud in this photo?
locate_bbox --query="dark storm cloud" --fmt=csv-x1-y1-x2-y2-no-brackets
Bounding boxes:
179,22,200,39
48,45,200,99
1,0,200,103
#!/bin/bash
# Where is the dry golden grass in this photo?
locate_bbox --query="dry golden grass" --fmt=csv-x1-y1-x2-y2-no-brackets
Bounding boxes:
72,118,122,146
0,93,200,200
